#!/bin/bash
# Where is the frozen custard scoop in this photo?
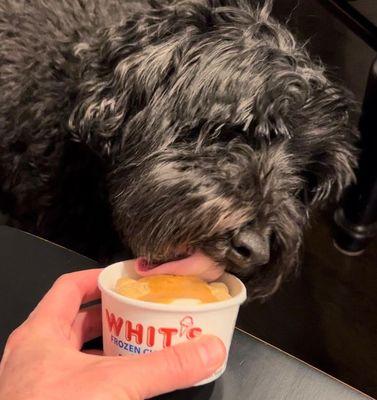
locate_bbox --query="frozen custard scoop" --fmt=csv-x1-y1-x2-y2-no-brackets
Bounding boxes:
115,275,231,304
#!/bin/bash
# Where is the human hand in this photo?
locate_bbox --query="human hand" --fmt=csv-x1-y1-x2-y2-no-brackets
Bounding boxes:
0,269,226,400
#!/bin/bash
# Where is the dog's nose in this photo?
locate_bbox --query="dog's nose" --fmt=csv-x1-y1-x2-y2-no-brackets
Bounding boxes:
229,230,270,268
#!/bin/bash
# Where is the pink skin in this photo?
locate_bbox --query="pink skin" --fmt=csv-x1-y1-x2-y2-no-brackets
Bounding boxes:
135,251,224,281
0,269,226,400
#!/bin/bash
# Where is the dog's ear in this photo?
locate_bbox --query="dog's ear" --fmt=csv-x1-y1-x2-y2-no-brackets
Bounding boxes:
301,139,358,206
244,50,358,206
297,84,359,206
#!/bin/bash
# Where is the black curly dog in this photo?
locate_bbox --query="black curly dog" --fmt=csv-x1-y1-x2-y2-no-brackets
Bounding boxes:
0,0,358,298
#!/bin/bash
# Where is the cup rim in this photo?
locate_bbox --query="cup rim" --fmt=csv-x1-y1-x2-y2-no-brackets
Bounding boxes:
98,261,247,313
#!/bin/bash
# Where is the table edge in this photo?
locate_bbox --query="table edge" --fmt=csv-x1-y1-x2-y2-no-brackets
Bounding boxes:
235,327,374,399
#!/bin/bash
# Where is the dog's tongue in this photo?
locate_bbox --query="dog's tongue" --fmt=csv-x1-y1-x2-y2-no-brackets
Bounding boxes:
135,251,224,282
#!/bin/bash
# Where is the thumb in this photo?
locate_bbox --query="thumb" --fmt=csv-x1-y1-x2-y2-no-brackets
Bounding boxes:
114,335,226,399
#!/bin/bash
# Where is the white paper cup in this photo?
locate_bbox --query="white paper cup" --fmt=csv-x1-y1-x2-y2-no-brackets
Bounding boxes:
98,260,247,385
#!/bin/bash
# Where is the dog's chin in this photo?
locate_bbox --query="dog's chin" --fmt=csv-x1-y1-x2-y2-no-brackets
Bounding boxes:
219,257,270,282
229,269,258,283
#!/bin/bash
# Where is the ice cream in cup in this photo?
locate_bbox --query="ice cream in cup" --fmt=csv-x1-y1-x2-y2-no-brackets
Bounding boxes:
98,258,247,386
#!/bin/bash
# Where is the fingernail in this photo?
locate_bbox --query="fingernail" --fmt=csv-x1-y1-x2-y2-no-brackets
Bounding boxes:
196,335,226,368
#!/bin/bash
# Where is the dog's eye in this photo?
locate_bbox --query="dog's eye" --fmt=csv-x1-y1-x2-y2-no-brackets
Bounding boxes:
179,123,266,148
218,124,270,150
213,125,247,144
180,128,198,142
178,124,245,145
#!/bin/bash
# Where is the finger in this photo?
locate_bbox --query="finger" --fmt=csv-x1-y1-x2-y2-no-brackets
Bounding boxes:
33,269,102,330
110,335,226,398
70,304,102,349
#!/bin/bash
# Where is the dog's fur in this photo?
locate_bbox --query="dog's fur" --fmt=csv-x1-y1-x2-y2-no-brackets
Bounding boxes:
0,0,358,298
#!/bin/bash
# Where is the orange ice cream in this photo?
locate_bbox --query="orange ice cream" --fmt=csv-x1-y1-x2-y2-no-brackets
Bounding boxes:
115,275,231,304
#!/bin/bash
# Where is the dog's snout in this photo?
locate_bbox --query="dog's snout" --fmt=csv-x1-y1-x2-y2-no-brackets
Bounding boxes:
230,230,270,268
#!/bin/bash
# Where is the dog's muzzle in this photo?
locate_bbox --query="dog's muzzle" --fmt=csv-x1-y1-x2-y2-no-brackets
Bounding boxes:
228,229,270,271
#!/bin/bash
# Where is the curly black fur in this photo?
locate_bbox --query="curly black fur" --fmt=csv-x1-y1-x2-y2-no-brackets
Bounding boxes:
0,0,358,298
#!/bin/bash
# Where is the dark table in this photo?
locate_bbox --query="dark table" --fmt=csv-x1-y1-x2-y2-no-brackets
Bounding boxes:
0,226,372,400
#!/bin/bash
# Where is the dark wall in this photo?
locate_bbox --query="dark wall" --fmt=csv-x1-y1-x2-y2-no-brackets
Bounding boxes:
272,0,375,101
